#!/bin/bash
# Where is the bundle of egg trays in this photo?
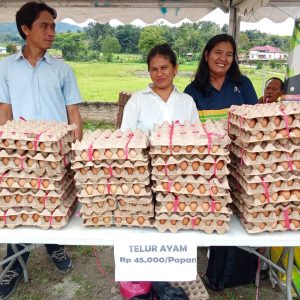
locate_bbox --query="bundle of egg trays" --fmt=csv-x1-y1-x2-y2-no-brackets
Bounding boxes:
228,102,300,233
72,129,154,228
0,120,77,229
150,120,233,233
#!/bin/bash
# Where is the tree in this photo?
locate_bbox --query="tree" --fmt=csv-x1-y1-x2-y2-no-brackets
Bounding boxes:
101,36,121,61
6,43,17,54
138,26,166,57
116,25,141,53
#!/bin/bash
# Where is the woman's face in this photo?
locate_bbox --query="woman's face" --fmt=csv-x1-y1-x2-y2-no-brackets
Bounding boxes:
149,54,177,90
205,41,234,78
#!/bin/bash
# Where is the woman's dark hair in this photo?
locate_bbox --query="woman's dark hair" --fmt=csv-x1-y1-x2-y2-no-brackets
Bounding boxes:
16,1,57,40
147,43,177,70
192,34,242,96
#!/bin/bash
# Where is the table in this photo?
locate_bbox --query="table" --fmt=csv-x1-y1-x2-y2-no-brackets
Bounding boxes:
0,214,299,299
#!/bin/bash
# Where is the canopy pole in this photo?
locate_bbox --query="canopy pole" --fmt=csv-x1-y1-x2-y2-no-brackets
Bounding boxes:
228,6,241,51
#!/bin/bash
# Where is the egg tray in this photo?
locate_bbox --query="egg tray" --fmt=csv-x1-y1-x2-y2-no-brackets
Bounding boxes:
0,183,75,212
78,194,153,205
73,128,149,150
149,145,229,157
0,194,77,229
0,119,75,142
155,192,233,205
155,200,232,215
82,214,155,228
0,153,72,176
229,167,300,195
0,170,72,191
154,218,229,234
229,102,300,125
79,177,150,187
150,120,230,147
230,142,300,166
170,274,209,300
81,200,154,216
71,159,148,171
238,214,300,234
75,171,150,184
0,176,75,199
230,185,300,207
77,184,152,198
229,123,300,144
230,154,300,177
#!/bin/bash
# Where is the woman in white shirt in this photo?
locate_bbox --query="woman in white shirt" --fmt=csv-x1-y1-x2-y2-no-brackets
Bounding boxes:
121,44,200,132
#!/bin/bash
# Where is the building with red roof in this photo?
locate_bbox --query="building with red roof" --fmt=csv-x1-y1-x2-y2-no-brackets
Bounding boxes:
249,45,285,60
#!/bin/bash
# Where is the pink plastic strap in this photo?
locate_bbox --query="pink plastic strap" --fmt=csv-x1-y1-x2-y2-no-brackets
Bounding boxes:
227,111,231,131
173,195,179,212
108,165,113,177
260,177,270,203
191,217,196,229
88,143,94,161
283,207,291,230
125,133,134,159
107,179,111,194
167,179,172,193
202,123,223,154
0,131,3,138
19,116,27,121
3,210,7,225
37,177,41,190
286,153,294,171
74,211,81,217
279,107,291,138
0,171,8,183
49,212,53,226
33,131,46,151
210,198,216,213
43,192,49,208
169,123,175,155
236,181,241,192
20,156,25,170
63,155,67,168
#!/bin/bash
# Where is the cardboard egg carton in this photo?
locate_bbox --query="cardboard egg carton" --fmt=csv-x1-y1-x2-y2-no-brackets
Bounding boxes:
229,123,300,144
230,142,300,166
71,159,148,171
0,170,71,191
0,152,72,176
82,212,155,228
238,214,300,234
171,274,209,300
230,167,300,195
156,211,231,222
0,193,77,229
80,201,116,215
150,120,231,148
79,177,150,187
0,119,75,143
77,183,152,198
232,138,300,153
229,102,300,129
78,194,153,205
155,192,232,205
75,170,150,184
151,155,229,179
154,215,229,234
0,184,75,212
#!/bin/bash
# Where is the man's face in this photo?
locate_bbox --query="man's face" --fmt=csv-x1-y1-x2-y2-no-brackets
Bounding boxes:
21,10,55,50
264,79,284,103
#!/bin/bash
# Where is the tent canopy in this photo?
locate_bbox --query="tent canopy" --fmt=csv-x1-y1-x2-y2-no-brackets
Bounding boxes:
0,0,299,23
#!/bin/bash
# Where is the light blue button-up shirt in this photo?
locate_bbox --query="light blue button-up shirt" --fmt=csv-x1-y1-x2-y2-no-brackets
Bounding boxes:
0,49,82,122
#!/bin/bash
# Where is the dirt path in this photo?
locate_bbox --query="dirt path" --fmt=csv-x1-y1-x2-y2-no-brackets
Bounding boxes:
0,244,285,300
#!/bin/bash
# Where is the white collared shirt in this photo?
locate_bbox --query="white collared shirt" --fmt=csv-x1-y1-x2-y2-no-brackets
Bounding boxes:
120,85,200,132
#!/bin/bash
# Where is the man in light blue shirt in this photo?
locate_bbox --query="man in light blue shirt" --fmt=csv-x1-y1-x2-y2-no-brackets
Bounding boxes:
0,2,82,299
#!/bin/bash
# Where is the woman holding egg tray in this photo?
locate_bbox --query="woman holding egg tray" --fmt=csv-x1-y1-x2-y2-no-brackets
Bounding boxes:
120,43,200,132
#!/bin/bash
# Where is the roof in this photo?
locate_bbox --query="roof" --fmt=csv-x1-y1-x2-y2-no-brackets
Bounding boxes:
0,0,299,23
249,45,283,53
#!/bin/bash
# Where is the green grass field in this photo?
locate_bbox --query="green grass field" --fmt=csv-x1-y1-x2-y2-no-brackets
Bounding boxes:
67,61,285,102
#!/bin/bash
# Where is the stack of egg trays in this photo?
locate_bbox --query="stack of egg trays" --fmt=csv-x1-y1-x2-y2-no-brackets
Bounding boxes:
150,120,233,233
228,102,300,233
72,129,155,228
0,120,77,229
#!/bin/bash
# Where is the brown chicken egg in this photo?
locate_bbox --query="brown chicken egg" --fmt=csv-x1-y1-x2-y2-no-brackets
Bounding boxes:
3,139,10,147
211,145,219,153
201,202,209,211
259,223,266,230
261,117,269,128
10,215,17,221
42,179,50,189
248,152,257,161
50,161,58,169
129,149,137,158
15,195,22,203
39,142,46,151
190,202,197,211
248,119,256,128
27,195,34,203
103,217,110,224
121,184,129,194
157,165,163,172
211,186,218,195
4,195,11,203
97,202,104,208
32,214,39,222
262,152,269,160
93,150,101,159
259,194,266,203
294,161,300,170
178,202,186,211
273,151,281,158
126,217,133,224
216,161,224,170
115,217,122,224
166,202,173,211
270,163,277,172
18,178,26,187
198,146,205,153
110,184,117,193
162,182,168,190
271,193,278,202
159,219,166,225
292,128,300,137
180,161,188,171
168,164,175,171
104,149,112,158
215,203,222,211
256,131,263,140
174,182,181,192
116,149,125,158
194,217,201,226
55,216,62,223
288,115,294,125
86,185,94,195
281,161,289,170
275,209,281,216
205,220,212,226
114,167,122,174
291,190,300,198
199,185,206,194
192,161,200,171
217,220,224,226
80,168,87,175
251,212,258,218
263,211,270,217
291,220,300,228
92,167,99,175
38,160,46,168
160,146,168,153
97,184,105,193
270,131,277,139
1,157,9,165
173,146,181,153
186,184,194,193
108,199,115,207
279,128,289,138
170,220,177,225
30,179,38,188
138,166,145,174
7,178,14,187
204,163,211,171
280,191,291,200
126,167,134,175
274,180,282,188
186,145,193,153
81,151,88,160
287,180,293,187
27,141,34,149
21,213,28,221
92,217,98,224
133,184,141,194
273,116,281,126
182,217,189,225
137,216,145,225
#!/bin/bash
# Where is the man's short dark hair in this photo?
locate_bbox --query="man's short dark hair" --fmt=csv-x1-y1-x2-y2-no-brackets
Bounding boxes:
16,1,57,40
265,77,284,91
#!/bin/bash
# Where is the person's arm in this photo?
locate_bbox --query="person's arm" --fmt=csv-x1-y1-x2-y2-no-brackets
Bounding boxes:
66,104,82,141
0,104,13,125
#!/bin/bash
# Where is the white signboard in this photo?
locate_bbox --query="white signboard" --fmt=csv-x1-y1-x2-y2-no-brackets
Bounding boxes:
114,233,197,281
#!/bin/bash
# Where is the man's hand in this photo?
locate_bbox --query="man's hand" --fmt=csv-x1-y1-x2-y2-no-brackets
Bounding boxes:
0,103,13,125
66,104,83,141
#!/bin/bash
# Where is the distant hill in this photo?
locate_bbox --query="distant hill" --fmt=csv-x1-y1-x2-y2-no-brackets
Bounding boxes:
0,22,82,35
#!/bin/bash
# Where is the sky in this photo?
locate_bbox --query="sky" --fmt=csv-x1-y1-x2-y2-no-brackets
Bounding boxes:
62,8,295,36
